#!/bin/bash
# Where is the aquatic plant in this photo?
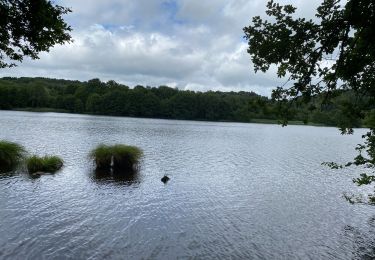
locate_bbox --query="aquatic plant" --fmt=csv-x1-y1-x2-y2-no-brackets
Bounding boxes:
26,155,63,174
0,140,26,172
89,144,112,169
111,144,143,170
90,144,143,171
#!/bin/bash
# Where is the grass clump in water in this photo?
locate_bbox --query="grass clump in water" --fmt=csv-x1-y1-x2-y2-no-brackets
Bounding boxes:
90,144,143,171
111,144,143,170
0,140,26,172
89,145,113,170
26,155,63,174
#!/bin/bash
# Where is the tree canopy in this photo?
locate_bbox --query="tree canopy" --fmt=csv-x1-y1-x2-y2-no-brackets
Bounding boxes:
0,0,72,68
244,0,375,102
244,0,375,204
1,77,368,126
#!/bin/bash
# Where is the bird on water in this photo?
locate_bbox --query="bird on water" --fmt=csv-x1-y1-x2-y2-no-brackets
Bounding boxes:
161,175,170,184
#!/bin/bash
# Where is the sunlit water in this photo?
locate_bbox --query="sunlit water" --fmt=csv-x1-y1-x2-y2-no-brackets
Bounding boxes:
0,110,374,259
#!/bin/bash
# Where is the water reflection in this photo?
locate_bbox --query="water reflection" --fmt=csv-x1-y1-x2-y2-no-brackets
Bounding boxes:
91,167,141,185
0,169,15,179
0,166,31,179
1,111,373,259
344,216,375,259
0,166,13,175
0,166,62,180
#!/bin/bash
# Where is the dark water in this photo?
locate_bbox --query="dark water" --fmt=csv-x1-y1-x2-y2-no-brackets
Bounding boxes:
0,110,374,259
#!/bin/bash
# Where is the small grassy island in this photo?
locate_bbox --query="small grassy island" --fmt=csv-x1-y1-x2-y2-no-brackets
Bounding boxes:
26,155,64,174
0,140,26,172
90,144,143,172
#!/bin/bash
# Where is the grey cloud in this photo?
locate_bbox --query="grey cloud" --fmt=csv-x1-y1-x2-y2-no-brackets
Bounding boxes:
1,0,323,95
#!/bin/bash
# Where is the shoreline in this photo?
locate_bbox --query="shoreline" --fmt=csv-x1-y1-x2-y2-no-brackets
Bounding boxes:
4,107,332,127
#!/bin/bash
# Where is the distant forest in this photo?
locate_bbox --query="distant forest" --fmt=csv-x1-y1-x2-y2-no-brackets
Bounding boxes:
0,77,370,127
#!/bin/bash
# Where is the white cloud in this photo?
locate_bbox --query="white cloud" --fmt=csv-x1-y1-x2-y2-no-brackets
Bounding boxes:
0,0,323,96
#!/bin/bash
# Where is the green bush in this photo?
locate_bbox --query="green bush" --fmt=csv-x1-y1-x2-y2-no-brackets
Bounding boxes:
26,155,63,174
0,140,26,172
90,144,143,171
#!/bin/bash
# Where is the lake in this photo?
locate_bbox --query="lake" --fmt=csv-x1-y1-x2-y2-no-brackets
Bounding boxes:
0,110,374,259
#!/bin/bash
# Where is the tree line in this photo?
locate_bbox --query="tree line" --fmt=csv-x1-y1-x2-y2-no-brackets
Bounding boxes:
0,77,371,126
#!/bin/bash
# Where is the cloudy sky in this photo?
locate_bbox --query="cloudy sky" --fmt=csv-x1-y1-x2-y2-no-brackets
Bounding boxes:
0,0,322,96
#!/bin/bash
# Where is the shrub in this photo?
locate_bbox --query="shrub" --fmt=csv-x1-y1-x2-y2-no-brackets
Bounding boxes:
26,155,63,174
0,140,26,172
90,144,143,171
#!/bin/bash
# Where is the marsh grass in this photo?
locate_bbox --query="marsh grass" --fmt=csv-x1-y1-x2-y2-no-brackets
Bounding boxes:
89,145,112,169
0,140,26,172
90,144,143,172
26,155,63,174
111,145,143,170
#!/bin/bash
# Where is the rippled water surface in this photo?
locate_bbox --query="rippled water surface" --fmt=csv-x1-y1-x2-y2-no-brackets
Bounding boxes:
1,111,375,259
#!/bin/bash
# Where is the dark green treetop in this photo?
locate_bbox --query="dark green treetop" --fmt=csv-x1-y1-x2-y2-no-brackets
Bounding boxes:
244,0,375,102
0,0,72,68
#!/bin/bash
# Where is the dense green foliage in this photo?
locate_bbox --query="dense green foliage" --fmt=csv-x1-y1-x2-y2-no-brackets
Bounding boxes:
26,155,63,174
0,77,368,126
244,0,375,204
0,140,26,172
90,144,143,172
244,0,375,106
0,0,72,68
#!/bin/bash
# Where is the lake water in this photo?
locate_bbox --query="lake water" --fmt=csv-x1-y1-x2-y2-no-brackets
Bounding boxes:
0,110,374,259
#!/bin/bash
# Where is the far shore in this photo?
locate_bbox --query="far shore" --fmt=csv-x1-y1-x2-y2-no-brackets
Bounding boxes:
3,107,336,128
